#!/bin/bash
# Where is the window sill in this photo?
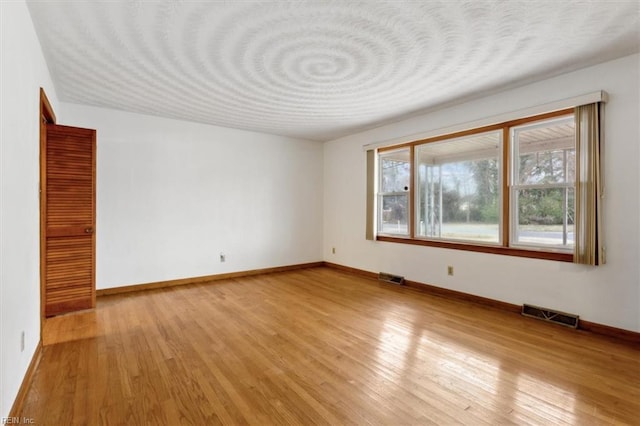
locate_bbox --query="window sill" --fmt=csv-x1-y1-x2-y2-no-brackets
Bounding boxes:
376,235,573,262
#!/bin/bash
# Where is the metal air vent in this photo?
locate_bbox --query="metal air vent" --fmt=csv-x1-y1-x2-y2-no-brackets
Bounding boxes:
522,304,579,328
378,272,405,285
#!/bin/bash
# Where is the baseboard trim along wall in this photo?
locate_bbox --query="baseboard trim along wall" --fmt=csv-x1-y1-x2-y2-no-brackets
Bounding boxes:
96,262,324,296
8,342,43,420
323,262,640,345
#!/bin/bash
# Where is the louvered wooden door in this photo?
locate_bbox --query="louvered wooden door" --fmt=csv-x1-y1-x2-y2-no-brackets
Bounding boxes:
43,124,96,317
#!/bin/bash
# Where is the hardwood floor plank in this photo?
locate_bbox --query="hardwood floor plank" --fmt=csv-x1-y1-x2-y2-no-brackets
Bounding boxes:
19,267,640,425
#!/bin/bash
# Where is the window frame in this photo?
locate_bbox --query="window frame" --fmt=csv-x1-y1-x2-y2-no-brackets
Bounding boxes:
509,116,576,252
414,128,504,246
377,148,412,237
375,108,574,262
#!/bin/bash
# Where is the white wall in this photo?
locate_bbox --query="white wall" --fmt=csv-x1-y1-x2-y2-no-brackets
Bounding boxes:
324,54,640,332
61,104,324,289
0,0,59,418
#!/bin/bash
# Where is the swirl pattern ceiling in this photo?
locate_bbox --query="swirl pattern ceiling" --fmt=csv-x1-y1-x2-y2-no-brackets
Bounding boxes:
27,1,639,141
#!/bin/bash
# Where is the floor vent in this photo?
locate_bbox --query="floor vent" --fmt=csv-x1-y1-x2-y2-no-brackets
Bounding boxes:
522,304,579,329
378,272,405,285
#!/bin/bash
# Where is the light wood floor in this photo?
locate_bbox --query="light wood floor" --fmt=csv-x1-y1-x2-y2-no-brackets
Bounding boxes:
23,267,640,425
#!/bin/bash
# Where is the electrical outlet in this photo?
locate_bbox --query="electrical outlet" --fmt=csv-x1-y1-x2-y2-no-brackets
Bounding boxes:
21,331,25,352
447,266,454,276
220,253,226,263
332,247,336,254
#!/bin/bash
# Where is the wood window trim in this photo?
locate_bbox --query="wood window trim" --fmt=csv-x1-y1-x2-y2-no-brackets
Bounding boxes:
376,108,575,262
378,109,573,153
377,236,573,262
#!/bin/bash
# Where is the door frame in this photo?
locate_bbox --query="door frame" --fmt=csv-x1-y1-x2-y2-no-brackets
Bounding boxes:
39,88,57,330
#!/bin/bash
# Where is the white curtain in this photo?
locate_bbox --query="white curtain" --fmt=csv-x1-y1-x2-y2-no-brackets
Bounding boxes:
574,103,604,265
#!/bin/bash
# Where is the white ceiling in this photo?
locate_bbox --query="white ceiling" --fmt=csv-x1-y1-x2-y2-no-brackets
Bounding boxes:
27,1,639,142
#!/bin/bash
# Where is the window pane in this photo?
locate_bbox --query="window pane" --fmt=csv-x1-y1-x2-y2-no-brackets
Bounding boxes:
379,149,410,193
514,188,574,248
416,131,501,243
514,117,575,185
378,194,408,235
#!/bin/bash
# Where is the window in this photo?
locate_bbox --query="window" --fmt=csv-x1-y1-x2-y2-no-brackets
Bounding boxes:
511,116,575,250
375,109,580,261
416,130,502,243
378,148,410,236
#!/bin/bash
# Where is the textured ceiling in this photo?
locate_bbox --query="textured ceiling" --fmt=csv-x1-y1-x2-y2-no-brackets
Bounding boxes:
27,1,639,141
